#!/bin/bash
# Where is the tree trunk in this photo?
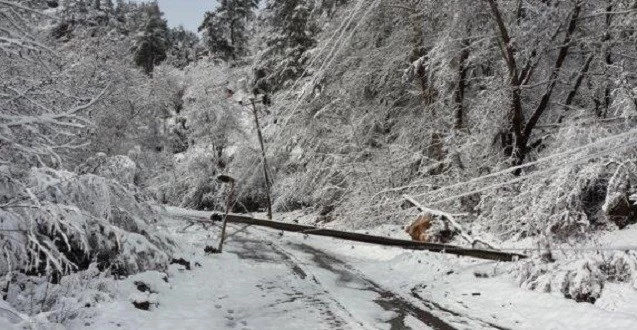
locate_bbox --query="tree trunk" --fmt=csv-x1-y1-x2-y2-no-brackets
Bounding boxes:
602,0,614,118
428,132,445,175
484,0,581,174
454,37,470,129
559,53,595,123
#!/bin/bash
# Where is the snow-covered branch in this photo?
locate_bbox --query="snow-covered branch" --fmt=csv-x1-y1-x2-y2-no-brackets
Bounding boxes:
0,0,56,18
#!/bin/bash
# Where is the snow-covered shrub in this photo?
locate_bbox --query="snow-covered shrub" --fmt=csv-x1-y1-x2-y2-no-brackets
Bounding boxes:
76,153,138,186
479,164,609,241
517,250,637,303
226,144,271,213
602,251,637,289
3,265,174,324
602,165,637,228
476,124,637,242
1,167,175,282
178,147,225,210
269,143,351,217
1,165,175,322
271,174,313,212
517,256,605,303
4,264,112,317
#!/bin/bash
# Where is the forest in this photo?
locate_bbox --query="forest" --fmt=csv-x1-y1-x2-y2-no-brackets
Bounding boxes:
2,0,637,328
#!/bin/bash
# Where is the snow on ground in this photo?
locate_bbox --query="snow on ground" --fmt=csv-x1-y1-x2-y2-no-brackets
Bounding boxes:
595,223,637,250
74,210,450,329
82,209,637,329
6,208,637,329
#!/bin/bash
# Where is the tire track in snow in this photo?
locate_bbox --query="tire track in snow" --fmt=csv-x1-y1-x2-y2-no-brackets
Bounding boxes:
409,287,512,330
230,239,359,329
281,242,455,330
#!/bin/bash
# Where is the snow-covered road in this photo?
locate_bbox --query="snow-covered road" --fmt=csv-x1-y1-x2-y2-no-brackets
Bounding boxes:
76,209,637,330
85,221,454,329
228,238,453,329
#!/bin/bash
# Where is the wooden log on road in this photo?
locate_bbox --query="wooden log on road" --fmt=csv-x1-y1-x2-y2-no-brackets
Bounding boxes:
209,213,526,262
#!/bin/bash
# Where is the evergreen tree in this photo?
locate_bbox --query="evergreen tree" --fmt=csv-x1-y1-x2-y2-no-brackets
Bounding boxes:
167,26,199,69
102,0,114,12
133,2,169,74
114,0,126,22
198,0,259,61
77,0,88,14
266,0,315,53
254,0,317,92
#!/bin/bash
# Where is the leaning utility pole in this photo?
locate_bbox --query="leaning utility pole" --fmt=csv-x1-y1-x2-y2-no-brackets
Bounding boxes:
217,174,236,253
250,97,273,220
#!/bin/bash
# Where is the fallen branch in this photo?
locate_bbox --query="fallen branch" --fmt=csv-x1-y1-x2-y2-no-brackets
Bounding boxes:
402,194,499,250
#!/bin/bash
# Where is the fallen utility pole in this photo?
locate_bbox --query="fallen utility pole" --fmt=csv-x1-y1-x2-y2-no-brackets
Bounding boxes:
209,212,527,262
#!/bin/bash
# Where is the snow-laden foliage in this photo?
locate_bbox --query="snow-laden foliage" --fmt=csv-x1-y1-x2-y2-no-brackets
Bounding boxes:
0,0,193,324
4,264,113,319
1,1,176,285
259,0,637,239
174,146,226,210
77,153,137,185
478,125,637,242
143,61,265,211
516,250,637,303
2,264,174,324
0,1,105,168
604,251,637,289
253,0,321,93
517,256,606,303
199,0,260,61
1,161,175,280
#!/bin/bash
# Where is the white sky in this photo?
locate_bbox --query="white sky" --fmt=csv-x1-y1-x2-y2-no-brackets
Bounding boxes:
134,0,218,32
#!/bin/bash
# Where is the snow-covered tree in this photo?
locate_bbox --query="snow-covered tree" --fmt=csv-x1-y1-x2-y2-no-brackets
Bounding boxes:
266,0,315,51
134,2,169,74
1,1,176,307
199,0,260,61
0,1,103,168
263,0,637,233
166,26,199,69
254,0,318,92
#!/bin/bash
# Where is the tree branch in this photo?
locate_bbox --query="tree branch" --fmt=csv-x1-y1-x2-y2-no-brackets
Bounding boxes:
65,83,111,115
558,52,595,123
483,0,520,83
0,1,56,19
522,2,581,142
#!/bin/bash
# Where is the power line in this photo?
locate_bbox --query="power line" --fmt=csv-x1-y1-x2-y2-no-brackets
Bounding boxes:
270,0,382,151
493,245,637,252
278,0,365,104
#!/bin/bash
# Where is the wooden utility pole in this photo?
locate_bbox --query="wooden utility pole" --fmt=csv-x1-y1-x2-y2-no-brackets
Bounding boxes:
217,175,235,253
208,212,526,262
250,98,273,220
